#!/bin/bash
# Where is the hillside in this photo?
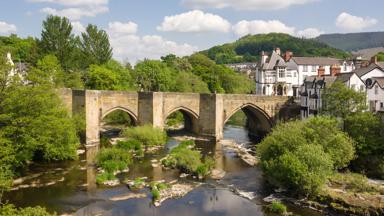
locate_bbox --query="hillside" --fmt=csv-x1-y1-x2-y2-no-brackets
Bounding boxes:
316,32,384,51
201,33,350,64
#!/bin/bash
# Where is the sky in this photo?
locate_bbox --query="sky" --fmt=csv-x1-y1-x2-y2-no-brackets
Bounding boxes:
0,0,383,63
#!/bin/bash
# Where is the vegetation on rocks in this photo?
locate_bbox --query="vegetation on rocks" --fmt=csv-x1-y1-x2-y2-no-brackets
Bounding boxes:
123,125,167,147
162,140,215,178
0,204,55,216
267,201,288,215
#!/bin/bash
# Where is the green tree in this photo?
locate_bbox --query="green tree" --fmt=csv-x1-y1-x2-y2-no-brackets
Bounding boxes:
322,81,366,120
257,117,355,196
345,112,384,178
173,71,210,93
40,15,77,70
133,60,174,91
80,24,113,67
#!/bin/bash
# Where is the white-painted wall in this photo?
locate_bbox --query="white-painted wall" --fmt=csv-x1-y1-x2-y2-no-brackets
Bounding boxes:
367,83,384,112
360,68,384,81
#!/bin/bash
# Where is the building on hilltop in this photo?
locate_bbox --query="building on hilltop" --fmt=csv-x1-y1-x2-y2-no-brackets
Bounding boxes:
255,48,355,97
226,62,258,79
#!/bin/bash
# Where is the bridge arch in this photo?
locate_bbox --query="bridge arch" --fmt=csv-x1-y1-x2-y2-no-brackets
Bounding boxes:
224,103,273,139
101,106,138,126
164,106,199,134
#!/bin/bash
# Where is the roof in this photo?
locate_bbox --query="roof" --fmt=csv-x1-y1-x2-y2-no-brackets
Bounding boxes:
375,62,384,70
352,47,384,60
335,72,355,83
15,62,27,72
370,77,384,89
292,57,341,66
353,64,381,77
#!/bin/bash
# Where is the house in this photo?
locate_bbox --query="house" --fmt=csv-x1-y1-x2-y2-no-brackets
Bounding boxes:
366,77,384,112
226,62,258,79
300,72,365,118
6,52,28,81
255,48,355,97
354,63,384,81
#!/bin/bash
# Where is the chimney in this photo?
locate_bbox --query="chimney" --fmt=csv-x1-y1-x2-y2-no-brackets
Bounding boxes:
330,65,341,76
275,48,281,55
371,55,378,64
261,51,268,64
317,66,325,77
284,51,293,62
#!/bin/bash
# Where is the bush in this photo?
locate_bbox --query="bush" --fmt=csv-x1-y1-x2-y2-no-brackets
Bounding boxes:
117,139,142,151
257,117,355,197
123,125,167,147
96,147,132,173
267,201,287,214
96,172,117,185
0,204,55,216
162,140,214,177
151,188,160,201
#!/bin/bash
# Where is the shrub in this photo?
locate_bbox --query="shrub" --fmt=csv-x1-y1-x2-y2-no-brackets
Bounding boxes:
0,204,56,216
96,147,132,173
267,201,287,214
151,188,160,201
117,139,142,151
123,125,167,147
96,172,117,185
258,117,355,197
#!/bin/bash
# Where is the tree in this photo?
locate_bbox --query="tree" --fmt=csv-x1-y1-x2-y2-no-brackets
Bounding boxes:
85,60,133,90
80,24,113,67
257,117,355,196
322,81,366,120
40,15,77,70
345,112,384,178
133,60,175,92
173,71,210,93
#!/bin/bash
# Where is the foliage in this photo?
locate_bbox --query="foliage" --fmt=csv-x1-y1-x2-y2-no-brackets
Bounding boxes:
122,125,167,147
0,167,13,204
376,52,384,61
117,139,144,157
201,33,350,64
96,172,117,185
267,201,287,214
80,24,112,67
257,117,355,196
96,147,132,173
321,81,366,120
317,32,384,51
0,34,39,64
162,140,214,177
150,182,170,201
226,111,247,126
103,110,135,126
0,204,56,216
165,111,184,128
39,15,78,70
345,112,384,179
85,60,133,90
133,60,175,92
173,71,210,93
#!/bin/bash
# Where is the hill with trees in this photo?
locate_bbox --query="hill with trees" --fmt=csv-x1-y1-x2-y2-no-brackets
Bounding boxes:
200,33,350,64
316,32,384,51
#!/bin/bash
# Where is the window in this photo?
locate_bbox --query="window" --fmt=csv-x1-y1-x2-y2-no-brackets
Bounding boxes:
294,72,297,77
311,65,317,72
303,65,308,72
360,85,365,92
375,85,379,94
278,68,285,78
351,84,356,90
381,102,384,108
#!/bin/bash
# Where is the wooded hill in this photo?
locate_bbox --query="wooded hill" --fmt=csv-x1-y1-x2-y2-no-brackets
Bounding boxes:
200,33,350,64
316,32,384,51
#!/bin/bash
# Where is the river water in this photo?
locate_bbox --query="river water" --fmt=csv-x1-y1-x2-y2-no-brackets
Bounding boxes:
5,125,323,216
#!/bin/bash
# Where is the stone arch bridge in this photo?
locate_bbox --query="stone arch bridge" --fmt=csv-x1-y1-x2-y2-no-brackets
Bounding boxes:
59,89,295,146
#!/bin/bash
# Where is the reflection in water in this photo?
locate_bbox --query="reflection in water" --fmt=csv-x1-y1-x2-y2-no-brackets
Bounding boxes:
5,126,324,216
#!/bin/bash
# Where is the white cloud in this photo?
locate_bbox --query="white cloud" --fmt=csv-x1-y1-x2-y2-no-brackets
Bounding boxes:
71,21,85,35
296,28,324,38
106,22,198,64
27,0,108,6
232,20,295,37
107,21,138,36
0,21,17,35
40,6,109,20
157,10,231,33
335,12,377,31
182,0,317,11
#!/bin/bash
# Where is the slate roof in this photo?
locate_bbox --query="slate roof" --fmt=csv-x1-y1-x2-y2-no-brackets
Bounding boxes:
375,62,384,70
335,72,355,83
353,64,381,77
370,77,384,89
292,57,341,66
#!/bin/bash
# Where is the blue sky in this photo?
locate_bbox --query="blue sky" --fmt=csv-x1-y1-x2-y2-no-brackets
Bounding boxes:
0,0,383,63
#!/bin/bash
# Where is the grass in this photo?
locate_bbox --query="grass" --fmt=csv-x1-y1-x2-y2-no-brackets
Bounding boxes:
117,139,144,157
267,201,287,214
122,125,167,147
329,172,383,194
150,182,171,201
96,147,132,173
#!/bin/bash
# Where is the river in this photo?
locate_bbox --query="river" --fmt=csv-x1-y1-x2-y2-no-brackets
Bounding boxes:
5,125,324,216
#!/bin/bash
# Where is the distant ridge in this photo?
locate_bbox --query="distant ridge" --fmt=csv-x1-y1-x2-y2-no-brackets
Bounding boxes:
316,32,384,51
